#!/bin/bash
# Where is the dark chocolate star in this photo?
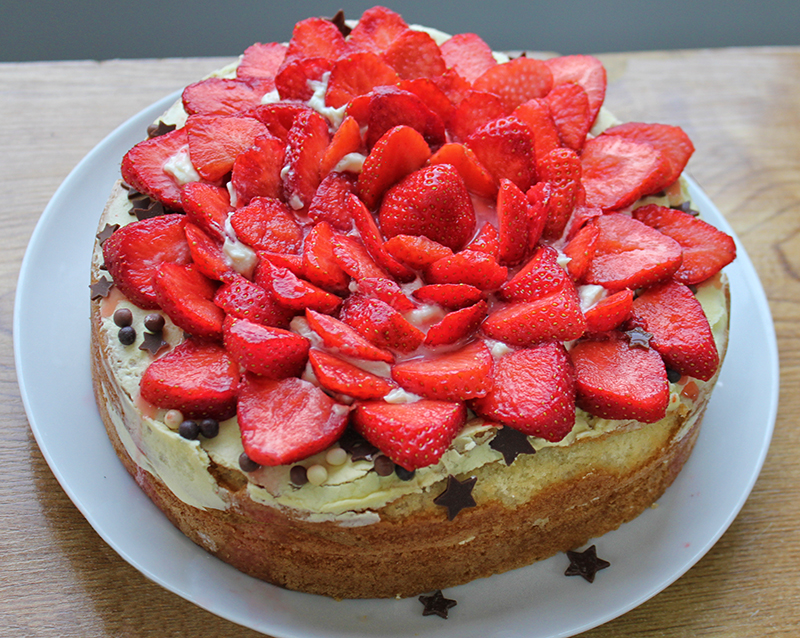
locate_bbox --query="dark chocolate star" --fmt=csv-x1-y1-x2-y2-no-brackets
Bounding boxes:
433,475,477,520
418,589,457,619
89,276,114,300
328,9,352,37
96,223,119,245
139,331,169,357
337,429,379,461
147,120,177,138
489,426,536,466
564,545,610,583
625,326,654,349
132,199,167,221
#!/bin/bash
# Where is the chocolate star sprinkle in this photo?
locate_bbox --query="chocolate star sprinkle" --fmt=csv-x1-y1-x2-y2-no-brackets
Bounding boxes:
89,276,114,300
132,199,167,221
96,223,119,245
139,331,169,357
329,9,352,37
564,545,610,583
147,120,177,138
418,590,457,619
625,326,654,349
489,426,536,465
337,429,379,461
433,475,477,520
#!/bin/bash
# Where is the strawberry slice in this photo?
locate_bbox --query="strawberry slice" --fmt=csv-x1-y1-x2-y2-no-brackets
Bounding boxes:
229,197,303,254
230,132,285,206
140,339,239,420
397,77,456,124
308,172,357,231
581,135,670,211
223,315,309,379
256,259,342,314
481,286,586,346
525,181,551,250
496,178,531,266
631,280,719,381
259,251,303,276
383,234,454,270
360,87,447,151
413,283,483,309
538,147,582,240
355,277,417,313
301,221,350,294
471,343,576,441
392,340,493,400
319,115,363,177
305,309,395,363
347,5,410,53
236,41,287,80
184,222,232,282
544,54,607,126
382,29,447,80
426,249,508,290
473,57,554,111
153,262,224,340
331,234,390,280
439,32,497,83
513,98,560,168
583,289,634,333
274,57,332,102
633,204,736,284
102,214,191,309
423,300,488,347
182,77,273,116
185,114,269,183
570,336,669,423
562,220,600,281
378,164,476,251
545,82,591,151
325,52,401,109
213,275,294,328
238,374,349,466
448,90,508,143
180,182,231,242
583,213,683,290
357,125,432,210
282,16,348,64
499,245,572,302
282,109,331,214
352,399,466,470
249,102,313,143
465,116,535,192
427,142,497,199
120,128,190,210
432,68,472,105
308,350,396,400
465,222,500,260
340,296,425,353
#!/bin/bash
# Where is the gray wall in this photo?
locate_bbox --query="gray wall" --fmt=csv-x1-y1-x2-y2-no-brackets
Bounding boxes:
1,0,797,62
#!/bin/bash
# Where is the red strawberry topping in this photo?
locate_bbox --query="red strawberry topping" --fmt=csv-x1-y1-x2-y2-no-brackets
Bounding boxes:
473,57,554,111
120,128,190,210
223,315,309,378
308,349,396,400
439,32,497,83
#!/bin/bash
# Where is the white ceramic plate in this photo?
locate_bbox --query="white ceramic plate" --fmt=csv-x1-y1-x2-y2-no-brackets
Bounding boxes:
15,93,778,638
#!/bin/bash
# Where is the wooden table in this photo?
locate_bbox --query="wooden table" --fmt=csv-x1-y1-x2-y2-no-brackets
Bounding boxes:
1,47,798,637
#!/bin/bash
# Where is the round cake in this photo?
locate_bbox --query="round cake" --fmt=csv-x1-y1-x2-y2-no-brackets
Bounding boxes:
89,6,736,600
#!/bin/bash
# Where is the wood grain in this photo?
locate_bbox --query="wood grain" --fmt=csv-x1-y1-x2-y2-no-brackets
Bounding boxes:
1,48,798,637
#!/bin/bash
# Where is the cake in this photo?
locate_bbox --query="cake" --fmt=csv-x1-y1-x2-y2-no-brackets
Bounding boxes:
89,6,737,600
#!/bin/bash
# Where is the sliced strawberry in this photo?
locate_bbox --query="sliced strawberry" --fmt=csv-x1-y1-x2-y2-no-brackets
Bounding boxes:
481,286,586,346
378,164,476,251
236,41,287,80
525,181,550,249
383,234,454,270
230,132,285,206
319,115,363,177
583,213,683,290
471,343,575,441
363,86,447,150
324,52,400,109
633,204,736,284
223,315,309,379
248,102,313,143
499,245,572,302
140,339,239,420
213,275,294,328
340,296,425,353
496,178,531,266
102,214,191,309
513,98,560,168
184,222,232,282
538,147,582,240
308,349,395,400
413,283,483,309
432,68,473,105
120,127,190,210
355,277,416,313
282,109,331,214
465,222,500,260
180,182,231,243
545,82,591,151
544,54,607,126
185,114,268,183
182,77,273,116
581,135,669,211
583,289,634,333
631,280,719,381
259,251,303,276
426,249,508,290
307,172,357,232
331,234,390,280
282,16,348,64
603,122,695,190
229,197,303,254
274,56,332,102
352,399,466,470
357,125,432,210
397,77,455,124
301,221,351,294
256,259,341,314
382,28,446,80
153,262,224,340
562,220,599,281
473,57,553,111
238,374,349,466
424,300,488,346
448,89,508,143
347,6,410,53
465,116,535,192
439,32,497,83
570,336,669,423
305,309,395,363
427,142,497,199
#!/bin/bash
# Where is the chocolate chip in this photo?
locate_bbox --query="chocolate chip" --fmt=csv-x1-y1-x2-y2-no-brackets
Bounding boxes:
666,368,682,383
89,276,114,300
625,326,654,349
564,545,610,583
139,331,169,357
147,120,177,138
198,418,219,438
239,452,260,472
373,455,395,477
96,223,119,245
395,465,416,481
144,313,165,332
328,9,352,36
178,420,200,440
113,308,133,327
118,325,136,346
489,426,536,465
418,590,457,619
433,475,477,520
290,465,308,486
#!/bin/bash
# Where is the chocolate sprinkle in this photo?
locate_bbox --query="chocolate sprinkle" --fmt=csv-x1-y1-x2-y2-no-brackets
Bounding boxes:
338,429,379,461
144,313,166,333
625,326,654,349
90,276,114,300
96,223,119,244
132,199,167,221
395,465,415,481
139,331,169,357
113,307,133,327
290,465,309,486
433,475,477,520
118,326,136,346
373,455,395,477
564,545,610,583
239,452,261,473
329,9,352,37
178,420,200,440
198,418,219,439
147,120,177,138
418,590,457,619
489,426,536,465
666,368,682,383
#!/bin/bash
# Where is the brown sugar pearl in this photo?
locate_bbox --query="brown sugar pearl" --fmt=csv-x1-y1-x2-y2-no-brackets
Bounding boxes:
118,326,136,346
373,455,395,477
144,313,165,332
113,307,133,327
290,465,308,486
239,452,260,473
